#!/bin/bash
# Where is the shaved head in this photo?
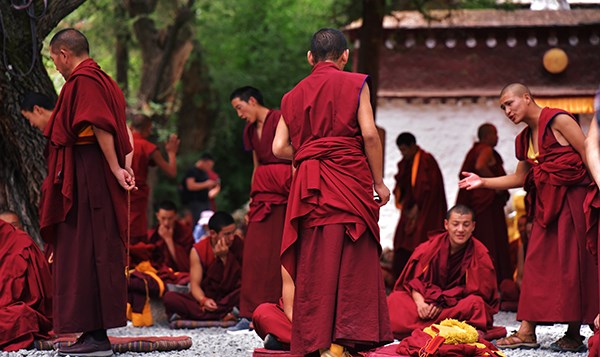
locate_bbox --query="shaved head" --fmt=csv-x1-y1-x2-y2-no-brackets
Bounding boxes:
310,28,348,62
50,28,89,56
500,83,532,99
477,123,496,141
130,114,152,131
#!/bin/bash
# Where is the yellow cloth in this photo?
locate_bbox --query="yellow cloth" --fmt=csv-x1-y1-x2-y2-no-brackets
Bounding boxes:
527,136,539,163
126,261,166,327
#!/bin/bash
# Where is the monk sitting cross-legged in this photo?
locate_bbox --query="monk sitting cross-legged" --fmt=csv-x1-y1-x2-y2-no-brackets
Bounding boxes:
163,211,243,321
387,205,504,340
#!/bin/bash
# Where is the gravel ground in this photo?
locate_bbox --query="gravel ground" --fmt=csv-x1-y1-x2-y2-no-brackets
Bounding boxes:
1,310,594,357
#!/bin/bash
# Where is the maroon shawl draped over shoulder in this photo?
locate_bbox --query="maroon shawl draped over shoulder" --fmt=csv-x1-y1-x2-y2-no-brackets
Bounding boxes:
0,221,52,351
40,58,132,244
394,149,447,252
516,108,590,227
280,136,381,278
243,109,291,222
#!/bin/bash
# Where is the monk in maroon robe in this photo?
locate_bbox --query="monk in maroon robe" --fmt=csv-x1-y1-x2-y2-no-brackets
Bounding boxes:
387,205,502,340
456,123,512,282
460,83,598,352
230,86,292,328
0,221,52,351
40,29,135,356
393,133,447,278
127,201,193,325
273,28,392,356
130,114,178,243
163,212,242,321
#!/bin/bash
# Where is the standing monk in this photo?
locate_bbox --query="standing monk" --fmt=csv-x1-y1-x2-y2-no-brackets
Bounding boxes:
273,28,392,357
393,132,447,278
40,29,135,357
229,86,292,332
456,123,512,282
460,83,598,352
129,114,179,244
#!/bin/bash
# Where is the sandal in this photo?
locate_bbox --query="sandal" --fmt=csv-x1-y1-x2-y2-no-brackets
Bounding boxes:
495,331,540,349
550,334,587,352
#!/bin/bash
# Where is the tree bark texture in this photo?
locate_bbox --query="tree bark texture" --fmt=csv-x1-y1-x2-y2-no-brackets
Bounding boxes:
124,0,195,110
177,42,214,153
0,0,86,246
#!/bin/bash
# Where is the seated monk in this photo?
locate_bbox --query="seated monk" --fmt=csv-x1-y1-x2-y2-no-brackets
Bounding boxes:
387,204,503,340
127,200,194,326
163,211,243,321
0,220,52,351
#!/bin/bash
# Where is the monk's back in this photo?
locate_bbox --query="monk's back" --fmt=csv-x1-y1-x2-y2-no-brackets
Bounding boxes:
281,62,367,149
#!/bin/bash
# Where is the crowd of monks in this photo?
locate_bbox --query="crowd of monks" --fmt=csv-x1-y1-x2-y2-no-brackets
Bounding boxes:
3,26,600,357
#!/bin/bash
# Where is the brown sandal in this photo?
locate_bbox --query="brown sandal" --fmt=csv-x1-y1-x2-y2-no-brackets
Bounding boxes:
495,331,540,349
550,334,587,352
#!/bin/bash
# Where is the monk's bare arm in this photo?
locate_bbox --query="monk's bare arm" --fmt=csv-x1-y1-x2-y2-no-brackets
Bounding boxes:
460,160,529,190
189,248,209,305
585,119,600,186
94,126,135,190
273,116,293,160
125,126,134,171
281,266,294,321
152,134,179,178
552,114,587,163
357,84,390,205
185,177,217,191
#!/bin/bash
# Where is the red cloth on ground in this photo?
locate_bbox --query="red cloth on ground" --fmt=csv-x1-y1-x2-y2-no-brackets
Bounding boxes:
39,58,131,333
589,329,600,357
163,236,243,320
280,62,392,355
40,58,132,245
240,109,291,319
130,132,157,239
393,148,447,277
456,142,512,282
515,107,598,324
395,328,503,357
388,231,501,340
147,221,194,273
0,222,52,351
253,302,292,344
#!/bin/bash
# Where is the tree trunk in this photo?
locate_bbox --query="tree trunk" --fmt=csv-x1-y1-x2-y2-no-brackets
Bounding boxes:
114,0,130,96
357,0,385,118
177,42,215,153
0,0,86,246
125,0,195,111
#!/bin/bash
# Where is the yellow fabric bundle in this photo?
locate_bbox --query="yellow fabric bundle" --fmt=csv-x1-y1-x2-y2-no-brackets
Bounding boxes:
423,319,479,345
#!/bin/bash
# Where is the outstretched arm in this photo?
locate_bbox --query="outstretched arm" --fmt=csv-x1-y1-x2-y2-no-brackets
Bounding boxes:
459,160,529,191
94,126,135,190
152,133,179,178
357,84,389,206
189,248,217,311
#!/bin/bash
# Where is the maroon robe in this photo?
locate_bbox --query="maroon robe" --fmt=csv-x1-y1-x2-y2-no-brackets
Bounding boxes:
515,107,597,324
253,301,292,344
0,222,52,351
130,132,157,241
456,142,512,282
280,62,392,355
387,231,501,340
163,236,243,320
240,109,291,319
40,58,131,333
393,148,447,277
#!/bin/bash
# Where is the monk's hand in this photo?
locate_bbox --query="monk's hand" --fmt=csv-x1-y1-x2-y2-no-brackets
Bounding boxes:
428,305,442,320
165,133,180,154
213,237,229,259
415,300,432,320
374,182,390,206
458,172,482,190
203,297,218,311
114,167,136,191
